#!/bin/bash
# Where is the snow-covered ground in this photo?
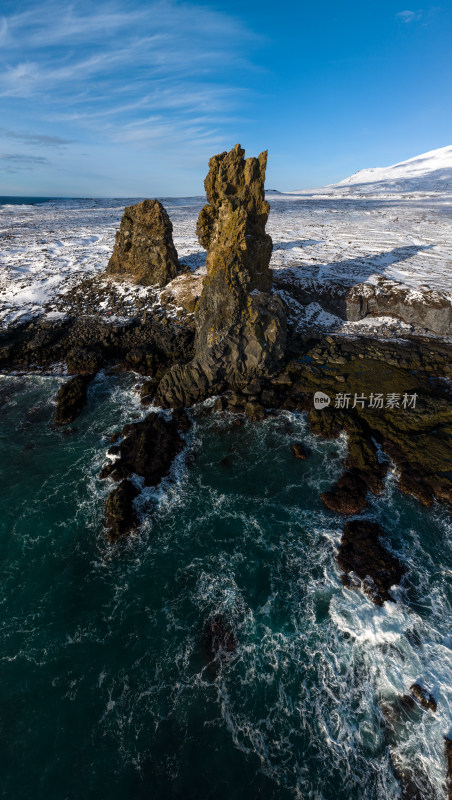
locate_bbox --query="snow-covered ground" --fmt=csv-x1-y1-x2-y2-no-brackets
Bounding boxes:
0,145,451,335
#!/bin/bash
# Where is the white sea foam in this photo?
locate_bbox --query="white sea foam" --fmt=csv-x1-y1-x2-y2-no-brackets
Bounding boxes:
2,375,451,798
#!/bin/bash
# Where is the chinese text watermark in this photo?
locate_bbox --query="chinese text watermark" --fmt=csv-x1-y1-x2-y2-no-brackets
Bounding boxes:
313,391,417,410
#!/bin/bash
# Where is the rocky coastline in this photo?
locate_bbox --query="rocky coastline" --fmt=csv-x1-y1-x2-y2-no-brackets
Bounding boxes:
1,146,451,537
1,144,451,797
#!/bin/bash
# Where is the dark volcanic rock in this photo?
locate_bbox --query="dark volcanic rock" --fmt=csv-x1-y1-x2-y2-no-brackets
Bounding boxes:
202,614,237,661
66,346,102,375
445,737,452,800
392,759,437,800
106,199,180,287
55,375,91,424
410,683,437,712
321,470,368,514
99,412,186,486
157,144,286,407
105,479,140,542
0,313,194,377
380,697,437,799
337,519,405,605
245,401,266,421
291,441,307,460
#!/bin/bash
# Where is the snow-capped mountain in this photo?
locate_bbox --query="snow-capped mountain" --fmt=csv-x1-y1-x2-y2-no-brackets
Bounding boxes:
335,145,452,193
284,145,452,196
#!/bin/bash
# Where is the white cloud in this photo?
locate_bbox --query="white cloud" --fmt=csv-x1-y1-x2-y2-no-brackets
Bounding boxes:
0,0,259,152
0,17,8,45
397,9,423,22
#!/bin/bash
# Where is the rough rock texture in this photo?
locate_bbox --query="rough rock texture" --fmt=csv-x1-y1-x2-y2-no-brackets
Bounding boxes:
160,272,204,315
337,519,405,605
273,271,452,335
445,737,452,800
379,697,437,800
105,479,139,542
106,199,179,287
99,412,186,486
292,441,307,460
321,469,369,514
0,313,195,380
101,410,189,540
157,145,286,407
410,683,437,712
55,375,91,424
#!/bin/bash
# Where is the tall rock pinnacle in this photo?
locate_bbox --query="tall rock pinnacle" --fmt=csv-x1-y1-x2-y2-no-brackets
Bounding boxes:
157,144,286,407
106,199,179,287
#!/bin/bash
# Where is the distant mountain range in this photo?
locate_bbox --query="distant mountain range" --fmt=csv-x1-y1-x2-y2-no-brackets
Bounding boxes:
286,145,452,195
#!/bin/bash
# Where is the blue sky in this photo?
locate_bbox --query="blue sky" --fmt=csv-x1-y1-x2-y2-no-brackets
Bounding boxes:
0,0,451,196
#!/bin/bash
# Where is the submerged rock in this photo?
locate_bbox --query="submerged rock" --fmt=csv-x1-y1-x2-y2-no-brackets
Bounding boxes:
291,441,307,460
157,144,286,407
55,375,91,424
105,479,140,542
337,519,405,605
106,199,180,287
379,698,437,800
202,614,237,660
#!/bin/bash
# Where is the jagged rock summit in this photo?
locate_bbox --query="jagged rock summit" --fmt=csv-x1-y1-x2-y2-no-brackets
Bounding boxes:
106,198,179,287
157,144,286,407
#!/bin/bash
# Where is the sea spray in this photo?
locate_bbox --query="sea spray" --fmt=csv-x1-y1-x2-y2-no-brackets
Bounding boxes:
0,375,450,799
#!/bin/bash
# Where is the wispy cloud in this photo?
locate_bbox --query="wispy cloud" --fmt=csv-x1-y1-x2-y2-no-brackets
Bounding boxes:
0,153,50,172
397,9,423,22
0,0,263,191
0,127,72,146
0,1,260,148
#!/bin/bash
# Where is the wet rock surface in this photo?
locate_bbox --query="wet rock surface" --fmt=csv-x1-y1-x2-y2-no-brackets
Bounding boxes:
55,375,92,424
291,441,307,460
410,683,437,712
105,479,140,542
101,410,189,540
321,469,369,514
157,144,286,407
99,412,187,486
106,199,180,287
337,519,405,605
445,737,452,800
379,697,438,800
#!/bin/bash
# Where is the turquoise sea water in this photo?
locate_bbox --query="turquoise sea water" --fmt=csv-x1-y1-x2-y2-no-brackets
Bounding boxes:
1,373,451,799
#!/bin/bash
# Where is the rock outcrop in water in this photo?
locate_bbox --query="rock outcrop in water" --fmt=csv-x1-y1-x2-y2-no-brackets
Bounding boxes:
105,479,140,542
445,737,452,800
337,519,405,605
55,374,92,424
101,410,190,540
106,199,179,287
100,412,186,485
410,683,437,712
157,144,286,407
